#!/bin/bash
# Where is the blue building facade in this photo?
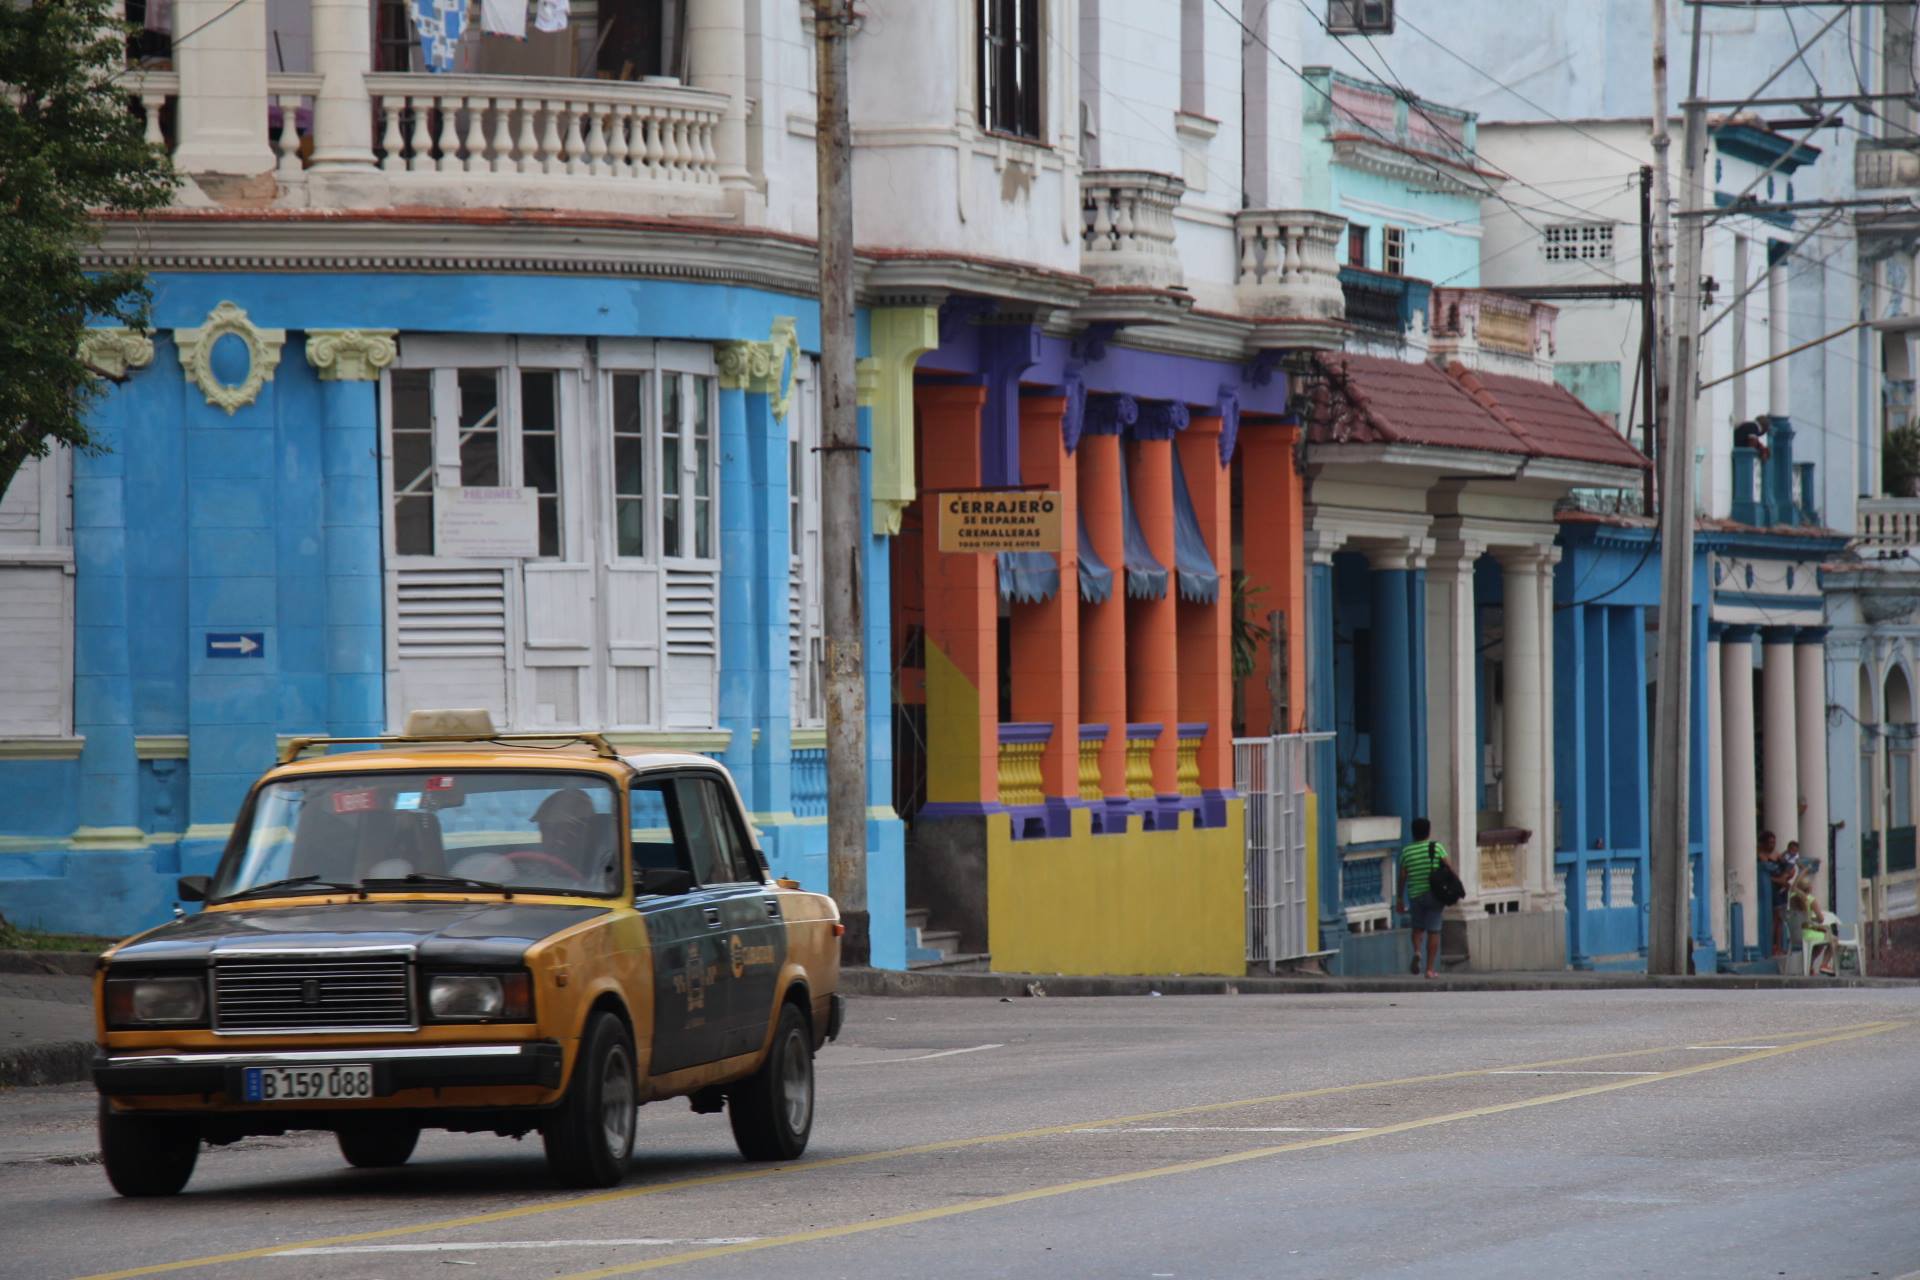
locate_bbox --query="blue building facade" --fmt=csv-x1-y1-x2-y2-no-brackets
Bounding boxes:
0,222,905,967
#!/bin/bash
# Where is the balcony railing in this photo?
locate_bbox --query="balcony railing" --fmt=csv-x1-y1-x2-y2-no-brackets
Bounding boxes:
1859,496,1920,548
1235,209,1346,336
1857,139,1920,190
365,74,724,188
1080,169,1185,291
124,69,321,176
1339,265,1432,336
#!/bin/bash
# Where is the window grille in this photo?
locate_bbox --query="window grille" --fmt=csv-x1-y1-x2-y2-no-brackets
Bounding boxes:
1543,222,1616,263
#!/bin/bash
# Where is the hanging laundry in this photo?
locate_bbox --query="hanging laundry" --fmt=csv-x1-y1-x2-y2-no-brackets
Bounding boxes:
479,0,526,38
533,0,569,34
408,0,468,73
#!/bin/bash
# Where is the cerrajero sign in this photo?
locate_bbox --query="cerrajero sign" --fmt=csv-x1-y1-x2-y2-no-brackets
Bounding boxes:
937,490,1063,554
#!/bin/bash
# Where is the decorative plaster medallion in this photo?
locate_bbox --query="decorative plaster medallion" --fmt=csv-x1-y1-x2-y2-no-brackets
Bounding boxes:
174,301,286,415
78,328,156,379
716,315,800,424
305,329,398,382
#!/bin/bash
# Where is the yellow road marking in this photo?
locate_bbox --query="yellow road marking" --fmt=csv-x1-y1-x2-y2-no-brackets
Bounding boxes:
70,1018,1900,1280
557,1020,1905,1278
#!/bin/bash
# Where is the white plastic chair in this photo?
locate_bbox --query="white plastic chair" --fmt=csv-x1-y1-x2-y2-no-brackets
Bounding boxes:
1802,911,1865,977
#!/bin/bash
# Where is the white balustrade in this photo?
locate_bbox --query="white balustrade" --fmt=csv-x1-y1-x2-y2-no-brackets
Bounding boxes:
364,74,727,189
1080,169,1185,290
1235,209,1347,323
267,73,323,178
1858,497,1920,549
117,69,178,153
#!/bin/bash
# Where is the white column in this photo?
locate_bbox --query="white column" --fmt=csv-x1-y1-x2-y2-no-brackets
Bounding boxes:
1722,631,1759,952
1425,540,1483,894
1795,633,1828,874
1537,548,1559,887
307,0,374,171
1707,636,1727,952
1500,547,1549,899
170,0,275,174
686,0,751,190
1768,247,1791,417
1761,629,1801,859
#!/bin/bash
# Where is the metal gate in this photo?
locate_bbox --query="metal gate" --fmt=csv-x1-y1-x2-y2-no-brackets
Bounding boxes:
1235,732,1333,972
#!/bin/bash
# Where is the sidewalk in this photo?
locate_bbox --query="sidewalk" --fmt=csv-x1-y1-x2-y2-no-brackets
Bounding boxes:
2,949,1909,1091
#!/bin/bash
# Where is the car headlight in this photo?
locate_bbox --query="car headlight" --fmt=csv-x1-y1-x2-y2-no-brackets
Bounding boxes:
105,976,207,1028
427,973,532,1022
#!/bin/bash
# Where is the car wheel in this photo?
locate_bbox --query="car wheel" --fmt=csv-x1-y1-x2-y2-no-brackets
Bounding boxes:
98,1099,199,1197
337,1123,421,1168
543,1010,637,1188
728,1002,813,1162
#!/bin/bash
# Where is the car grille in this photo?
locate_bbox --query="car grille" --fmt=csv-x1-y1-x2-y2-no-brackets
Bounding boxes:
212,953,416,1033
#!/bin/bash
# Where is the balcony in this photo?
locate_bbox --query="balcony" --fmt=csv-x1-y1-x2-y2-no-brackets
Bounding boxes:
1858,496,1920,549
1857,138,1920,190
1234,209,1347,350
1080,169,1185,292
123,67,732,215
1430,287,1556,380
1339,265,1432,338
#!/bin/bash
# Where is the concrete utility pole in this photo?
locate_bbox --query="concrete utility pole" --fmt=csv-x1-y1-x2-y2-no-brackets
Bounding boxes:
1648,0,1675,492
1648,2,1708,975
814,0,868,964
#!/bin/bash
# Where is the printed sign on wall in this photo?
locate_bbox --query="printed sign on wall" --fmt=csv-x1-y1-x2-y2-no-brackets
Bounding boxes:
936,490,1063,554
434,487,538,558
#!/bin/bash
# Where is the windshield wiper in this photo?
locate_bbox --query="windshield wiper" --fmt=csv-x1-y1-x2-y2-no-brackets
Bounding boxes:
361,872,515,898
223,874,358,900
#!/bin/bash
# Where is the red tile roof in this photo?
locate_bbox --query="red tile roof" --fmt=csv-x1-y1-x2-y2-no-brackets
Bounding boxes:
1304,352,1649,472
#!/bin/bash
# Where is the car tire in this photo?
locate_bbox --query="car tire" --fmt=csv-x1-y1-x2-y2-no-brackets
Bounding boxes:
728,1002,813,1162
542,1010,637,1188
98,1099,199,1197
337,1123,421,1169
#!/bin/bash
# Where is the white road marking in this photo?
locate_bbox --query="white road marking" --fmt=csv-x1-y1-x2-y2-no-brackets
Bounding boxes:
842,1043,1005,1064
1486,1070,1661,1076
1072,1126,1373,1134
271,1239,759,1257
1683,1045,1780,1051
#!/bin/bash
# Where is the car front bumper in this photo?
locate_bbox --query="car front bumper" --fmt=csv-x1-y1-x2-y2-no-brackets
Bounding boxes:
93,1042,565,1098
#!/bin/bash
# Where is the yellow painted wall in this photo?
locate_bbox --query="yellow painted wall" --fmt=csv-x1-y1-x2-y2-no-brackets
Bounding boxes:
987,802,1247,976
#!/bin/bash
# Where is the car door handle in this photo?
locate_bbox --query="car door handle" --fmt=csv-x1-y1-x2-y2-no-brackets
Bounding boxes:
763,897,781,919
703,907,723,928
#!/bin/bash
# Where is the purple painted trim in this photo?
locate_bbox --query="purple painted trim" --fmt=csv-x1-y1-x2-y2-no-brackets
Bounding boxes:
1217,388,1241,466
1079,723,1110,741
1084,392,1138,437
1200,787,1235,830
981,324,1043,487
916,801,1003,821
1126,722,1164,741
1176,722,1209,739
998,721,1055,745
1061,370,1087,454
1131,400,1190,441
923,326,1293,417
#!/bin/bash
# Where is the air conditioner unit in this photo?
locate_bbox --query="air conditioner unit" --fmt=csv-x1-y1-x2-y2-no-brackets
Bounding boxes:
1328,0,1395,34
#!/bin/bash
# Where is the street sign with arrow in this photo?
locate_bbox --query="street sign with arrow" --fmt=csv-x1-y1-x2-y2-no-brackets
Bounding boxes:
206,632,265,659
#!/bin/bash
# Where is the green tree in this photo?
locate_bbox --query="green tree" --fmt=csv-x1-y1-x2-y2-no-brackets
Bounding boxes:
0,0,176,502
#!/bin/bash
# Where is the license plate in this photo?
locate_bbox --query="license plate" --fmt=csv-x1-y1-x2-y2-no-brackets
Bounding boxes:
241,1064,374,1103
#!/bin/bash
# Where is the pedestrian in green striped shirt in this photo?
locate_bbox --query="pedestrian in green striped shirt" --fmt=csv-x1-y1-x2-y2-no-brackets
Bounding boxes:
1398,818,1450,979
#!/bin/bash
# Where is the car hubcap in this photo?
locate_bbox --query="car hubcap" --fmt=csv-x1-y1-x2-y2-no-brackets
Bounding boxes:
601,1045,635,1158
780,1029,812,1134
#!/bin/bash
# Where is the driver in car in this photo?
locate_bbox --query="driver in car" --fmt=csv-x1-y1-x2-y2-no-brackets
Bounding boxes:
530,787,598,882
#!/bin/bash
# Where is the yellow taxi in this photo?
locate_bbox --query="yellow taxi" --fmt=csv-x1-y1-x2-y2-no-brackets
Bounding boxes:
90,710,844,1195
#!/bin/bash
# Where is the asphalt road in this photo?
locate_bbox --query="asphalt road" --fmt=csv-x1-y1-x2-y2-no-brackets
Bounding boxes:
4,988,1919,1280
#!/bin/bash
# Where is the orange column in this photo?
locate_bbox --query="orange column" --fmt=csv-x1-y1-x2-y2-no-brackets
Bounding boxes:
1240,424,1307,735
1012,397,1079,804
1176,417,1231,792
1127,435,1179,798
1078,432,1127,804
917,384,999,809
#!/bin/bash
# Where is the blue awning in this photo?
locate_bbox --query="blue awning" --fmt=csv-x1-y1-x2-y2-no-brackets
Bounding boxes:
1119,457,1169,601
1171,447,1221,605
998,551,1060,604
1078,510,1113,604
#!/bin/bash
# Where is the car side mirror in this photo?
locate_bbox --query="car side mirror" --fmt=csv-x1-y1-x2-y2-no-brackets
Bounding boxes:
636,866,694,897
177,875,211,902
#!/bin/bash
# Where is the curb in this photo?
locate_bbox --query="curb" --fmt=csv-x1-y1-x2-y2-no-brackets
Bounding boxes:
0,951,98,977
840,968,1917,998
0,1040,93,1088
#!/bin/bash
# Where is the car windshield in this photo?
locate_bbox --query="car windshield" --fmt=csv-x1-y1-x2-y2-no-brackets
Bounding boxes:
215,771,622,899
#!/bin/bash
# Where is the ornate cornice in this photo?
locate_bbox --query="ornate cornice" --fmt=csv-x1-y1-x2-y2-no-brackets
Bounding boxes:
79,328,156,379
174,301,285,415
1083,393,1138,437
305,329,398,382
861,306,941,536
1131,400,1190,441
716,315,800,424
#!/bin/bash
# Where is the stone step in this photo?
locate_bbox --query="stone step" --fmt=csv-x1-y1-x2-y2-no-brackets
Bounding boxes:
907,951,992,972
904,907,932,933
917,929,963,957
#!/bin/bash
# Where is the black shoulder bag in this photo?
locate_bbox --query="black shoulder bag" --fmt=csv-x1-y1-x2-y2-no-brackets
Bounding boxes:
1427,844,1466,906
